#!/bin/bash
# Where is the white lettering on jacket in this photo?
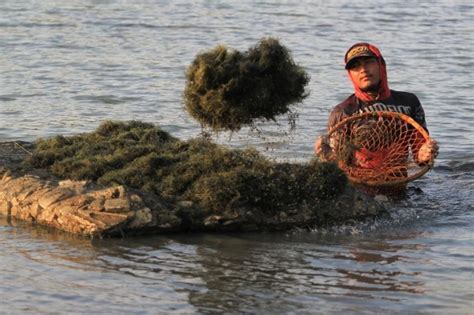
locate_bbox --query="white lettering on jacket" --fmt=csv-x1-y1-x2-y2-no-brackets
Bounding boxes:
357,103,411,115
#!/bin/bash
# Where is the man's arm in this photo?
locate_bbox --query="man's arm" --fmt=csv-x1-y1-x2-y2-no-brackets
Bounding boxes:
409,95,439,164
314,109,345,161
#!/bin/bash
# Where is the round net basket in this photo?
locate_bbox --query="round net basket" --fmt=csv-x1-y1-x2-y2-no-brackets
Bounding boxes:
327,111,434,186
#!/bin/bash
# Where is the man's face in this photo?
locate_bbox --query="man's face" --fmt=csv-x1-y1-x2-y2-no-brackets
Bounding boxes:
347,57,381,92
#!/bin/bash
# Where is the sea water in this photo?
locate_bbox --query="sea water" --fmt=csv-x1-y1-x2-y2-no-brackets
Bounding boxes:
1,1,473,314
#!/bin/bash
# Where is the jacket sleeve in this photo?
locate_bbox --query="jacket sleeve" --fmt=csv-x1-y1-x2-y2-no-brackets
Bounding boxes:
411,95,428,133
327,108,345,131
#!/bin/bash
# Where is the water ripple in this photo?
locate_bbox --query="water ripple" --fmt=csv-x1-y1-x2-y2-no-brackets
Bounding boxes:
1,1,473,314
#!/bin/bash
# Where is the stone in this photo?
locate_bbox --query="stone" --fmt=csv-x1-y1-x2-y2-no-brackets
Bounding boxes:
104,198,131,213
177,200,194,208
204,215,222,226
59,180,89,194
87,211,129,227
38,189,74,209
374,194,390,203
1,171,13,182
0,200,12,215
128,208,153,228
87,199,105,212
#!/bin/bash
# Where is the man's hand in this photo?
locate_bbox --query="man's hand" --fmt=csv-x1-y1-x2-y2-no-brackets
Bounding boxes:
417,139,439,164
314,135,332,161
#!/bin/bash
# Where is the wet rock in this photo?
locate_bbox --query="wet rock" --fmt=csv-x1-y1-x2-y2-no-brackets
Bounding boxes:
38,189,74,209
0,200,12,214
104,198,131,213
0,138,386,238
374,194,390,203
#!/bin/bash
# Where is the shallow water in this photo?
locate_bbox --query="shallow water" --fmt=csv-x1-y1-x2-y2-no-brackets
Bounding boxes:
1,0,473,314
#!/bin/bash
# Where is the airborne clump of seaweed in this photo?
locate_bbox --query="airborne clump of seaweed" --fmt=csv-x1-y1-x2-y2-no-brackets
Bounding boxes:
184,37,310,132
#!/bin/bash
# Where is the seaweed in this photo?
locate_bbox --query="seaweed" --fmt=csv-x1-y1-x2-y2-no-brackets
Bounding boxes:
27,121,346,216
184,38,310,132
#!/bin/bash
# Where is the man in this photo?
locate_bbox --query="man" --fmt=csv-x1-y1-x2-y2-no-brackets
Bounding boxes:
315,42,438,165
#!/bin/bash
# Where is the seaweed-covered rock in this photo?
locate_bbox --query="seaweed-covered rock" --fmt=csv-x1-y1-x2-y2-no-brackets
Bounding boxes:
0,127,386,237
184,38,310,131
27,121,346,218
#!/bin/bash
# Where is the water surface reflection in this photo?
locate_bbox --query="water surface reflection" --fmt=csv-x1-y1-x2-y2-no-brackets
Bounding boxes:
87,232,430,313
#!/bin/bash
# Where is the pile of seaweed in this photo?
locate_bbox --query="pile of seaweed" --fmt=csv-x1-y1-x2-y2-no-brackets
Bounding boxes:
184,38,310,132
27,121,346,215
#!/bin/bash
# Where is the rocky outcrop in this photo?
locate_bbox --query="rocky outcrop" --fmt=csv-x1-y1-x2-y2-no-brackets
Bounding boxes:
0,171,185,237
0,141,385,237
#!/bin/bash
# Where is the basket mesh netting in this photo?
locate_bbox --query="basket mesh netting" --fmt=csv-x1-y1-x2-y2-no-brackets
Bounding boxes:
326,111,433,186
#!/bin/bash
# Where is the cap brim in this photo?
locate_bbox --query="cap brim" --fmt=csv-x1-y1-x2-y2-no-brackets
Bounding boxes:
345,53,376,69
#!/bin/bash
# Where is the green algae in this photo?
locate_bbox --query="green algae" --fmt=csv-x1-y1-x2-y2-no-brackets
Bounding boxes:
27,121,346,216
184,37,310,132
